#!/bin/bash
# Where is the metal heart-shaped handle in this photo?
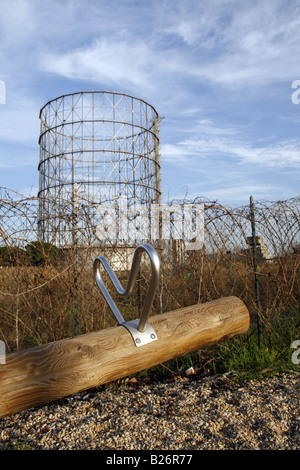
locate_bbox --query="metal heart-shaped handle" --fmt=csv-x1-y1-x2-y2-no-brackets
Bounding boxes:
94,244,160,336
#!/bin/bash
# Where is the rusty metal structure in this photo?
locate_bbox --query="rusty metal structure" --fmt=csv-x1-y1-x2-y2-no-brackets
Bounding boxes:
37,91,161,247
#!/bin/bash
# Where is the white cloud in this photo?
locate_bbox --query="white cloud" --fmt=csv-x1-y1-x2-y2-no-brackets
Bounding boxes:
1,0,296,103
190,182,279,204
191,120,240,136
0,0,299,203
40,39,158,91
155,0,300,89
230,140,300,168
162,123,300,170
2,0,300,92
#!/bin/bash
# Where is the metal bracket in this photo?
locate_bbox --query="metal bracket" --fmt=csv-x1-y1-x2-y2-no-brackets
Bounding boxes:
94,244,160,347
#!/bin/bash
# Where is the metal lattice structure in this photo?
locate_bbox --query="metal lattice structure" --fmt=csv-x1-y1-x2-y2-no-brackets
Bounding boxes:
38,91,161,247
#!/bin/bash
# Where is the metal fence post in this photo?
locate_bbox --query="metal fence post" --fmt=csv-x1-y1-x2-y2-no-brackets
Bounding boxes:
73,183,79,336
249,195,262,348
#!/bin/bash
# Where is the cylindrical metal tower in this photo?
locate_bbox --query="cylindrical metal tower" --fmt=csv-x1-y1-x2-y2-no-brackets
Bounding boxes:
38,91,161,247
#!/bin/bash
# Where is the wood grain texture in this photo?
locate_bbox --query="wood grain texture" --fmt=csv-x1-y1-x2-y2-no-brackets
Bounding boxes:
0,296,250,417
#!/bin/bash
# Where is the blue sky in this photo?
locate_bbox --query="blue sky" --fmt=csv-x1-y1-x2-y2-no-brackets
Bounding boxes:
0,0,300,206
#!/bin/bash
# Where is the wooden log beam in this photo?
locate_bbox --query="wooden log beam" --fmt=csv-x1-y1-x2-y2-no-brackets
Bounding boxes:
0,296,250,418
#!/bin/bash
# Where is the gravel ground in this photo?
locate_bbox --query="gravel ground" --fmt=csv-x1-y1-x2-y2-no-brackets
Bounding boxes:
0,371,299,451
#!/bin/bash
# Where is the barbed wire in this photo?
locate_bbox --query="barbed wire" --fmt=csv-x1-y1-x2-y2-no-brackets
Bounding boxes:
0,187,299,352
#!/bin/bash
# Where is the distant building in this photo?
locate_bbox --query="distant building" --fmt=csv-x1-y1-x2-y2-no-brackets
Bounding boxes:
247,236,269,260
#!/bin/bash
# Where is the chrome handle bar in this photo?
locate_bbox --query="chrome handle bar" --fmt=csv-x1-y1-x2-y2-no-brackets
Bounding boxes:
94,244,160,345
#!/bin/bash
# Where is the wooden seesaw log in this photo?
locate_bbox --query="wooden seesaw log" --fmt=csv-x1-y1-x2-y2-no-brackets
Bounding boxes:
0,296,249,418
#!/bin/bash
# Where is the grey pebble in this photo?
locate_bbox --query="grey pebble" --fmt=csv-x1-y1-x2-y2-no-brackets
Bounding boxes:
0,372,299,450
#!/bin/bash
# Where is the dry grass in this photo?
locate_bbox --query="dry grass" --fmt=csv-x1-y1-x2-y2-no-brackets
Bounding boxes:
0,190,299,356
